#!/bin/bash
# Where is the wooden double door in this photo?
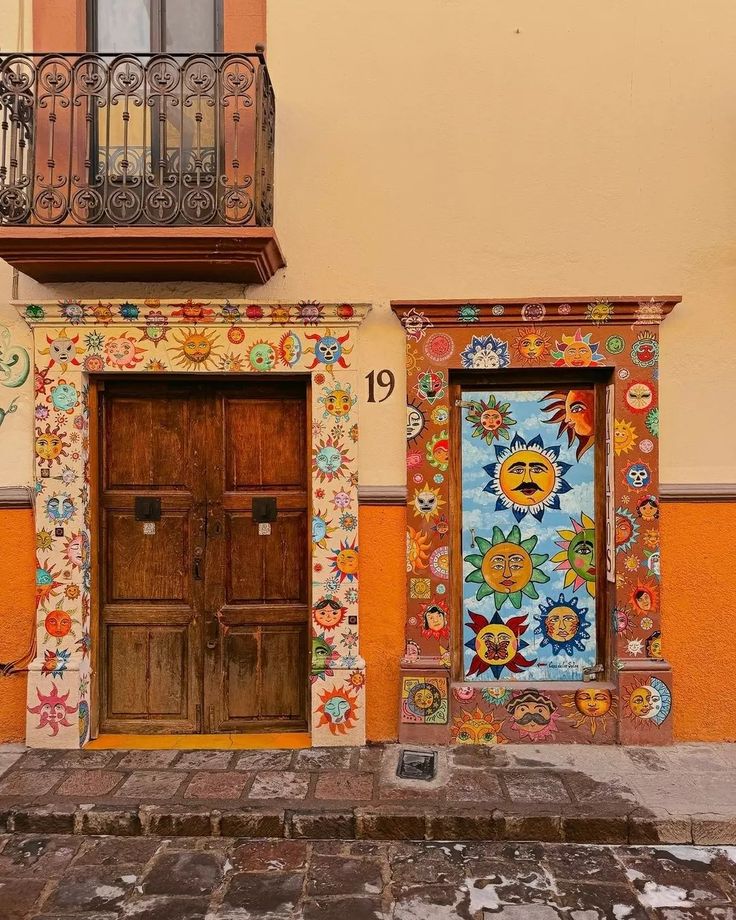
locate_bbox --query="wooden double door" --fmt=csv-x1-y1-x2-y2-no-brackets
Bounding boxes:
98,378,309,734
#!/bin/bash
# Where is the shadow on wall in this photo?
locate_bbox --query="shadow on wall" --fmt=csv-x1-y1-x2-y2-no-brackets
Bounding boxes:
661,501,736,742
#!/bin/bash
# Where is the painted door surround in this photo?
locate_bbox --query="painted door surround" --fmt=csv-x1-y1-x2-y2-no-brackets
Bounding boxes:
22,300,369,749
393,297,679,747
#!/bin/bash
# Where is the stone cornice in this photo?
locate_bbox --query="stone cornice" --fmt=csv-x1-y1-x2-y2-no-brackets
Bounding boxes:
391,297,680,329
16,300,371,329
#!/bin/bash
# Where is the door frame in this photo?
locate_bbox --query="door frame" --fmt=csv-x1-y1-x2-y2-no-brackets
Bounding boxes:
392,297,678,747
22,300,370,749
94,374,312,735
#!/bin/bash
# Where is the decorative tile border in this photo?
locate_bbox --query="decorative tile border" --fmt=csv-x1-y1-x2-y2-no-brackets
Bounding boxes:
392,297,679,746
20,300,370,749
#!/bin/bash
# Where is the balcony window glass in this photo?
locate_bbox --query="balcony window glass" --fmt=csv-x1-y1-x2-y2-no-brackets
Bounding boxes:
95,0,152,54
165,0,217,53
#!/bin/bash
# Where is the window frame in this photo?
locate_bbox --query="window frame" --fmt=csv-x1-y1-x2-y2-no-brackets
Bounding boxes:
88,0,224,54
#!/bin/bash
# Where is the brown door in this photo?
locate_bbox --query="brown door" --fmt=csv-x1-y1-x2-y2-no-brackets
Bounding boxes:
99,378,309,734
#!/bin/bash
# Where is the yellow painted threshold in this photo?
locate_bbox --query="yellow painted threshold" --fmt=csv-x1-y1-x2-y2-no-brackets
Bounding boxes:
86,733,312,751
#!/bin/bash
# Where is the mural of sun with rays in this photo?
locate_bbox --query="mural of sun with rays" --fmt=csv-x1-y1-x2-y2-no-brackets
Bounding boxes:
451,706,506,745
407,526,431,573
551,513,597,598
463,395,516,446
316,684,360,736
535,593,591,657
540,389,595,460
328,538,359,583
511,325,552,365
169,327,222,370
615,508,639,554
551,329,604,367
630,578,659,617
464,610,536,679
483,434,572,523
563,687,616,738
614,418,638,456
464,525,549,610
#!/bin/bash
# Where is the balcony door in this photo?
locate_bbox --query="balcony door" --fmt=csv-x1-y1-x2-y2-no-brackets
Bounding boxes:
88,0,223,224
99,378,310,734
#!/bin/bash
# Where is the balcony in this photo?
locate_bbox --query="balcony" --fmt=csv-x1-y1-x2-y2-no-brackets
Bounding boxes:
0,52,284,283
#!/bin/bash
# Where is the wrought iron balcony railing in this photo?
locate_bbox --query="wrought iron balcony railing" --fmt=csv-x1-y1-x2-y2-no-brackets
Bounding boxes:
0,52,274,227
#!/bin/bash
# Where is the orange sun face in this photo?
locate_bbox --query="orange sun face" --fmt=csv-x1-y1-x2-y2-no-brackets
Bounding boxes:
407,526,431,573
512,325,551,365
316,685,360,735
451,706,505,745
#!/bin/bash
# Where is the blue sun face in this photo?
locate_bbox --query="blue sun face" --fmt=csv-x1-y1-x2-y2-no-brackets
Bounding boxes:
483,434,572,523
460,335,510,369
535,593,591,657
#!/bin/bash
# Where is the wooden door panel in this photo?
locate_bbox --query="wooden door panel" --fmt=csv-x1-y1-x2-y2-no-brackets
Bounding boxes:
106,511,190,603
205,380,309,732
222,630,260,720
100,381,204,734
259,626,306,719
224,397,306,489
105,396,193,490
222,626,306,725
107,625,188,720
107,627,148,716
148,628,189,715
226,511,307,604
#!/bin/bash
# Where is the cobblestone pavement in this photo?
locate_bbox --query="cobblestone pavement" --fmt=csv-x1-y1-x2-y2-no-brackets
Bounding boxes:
2,743,736,844
2,835,736,919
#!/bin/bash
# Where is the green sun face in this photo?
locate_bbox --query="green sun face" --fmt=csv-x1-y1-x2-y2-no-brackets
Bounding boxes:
464,525,550,610
464,395,516,445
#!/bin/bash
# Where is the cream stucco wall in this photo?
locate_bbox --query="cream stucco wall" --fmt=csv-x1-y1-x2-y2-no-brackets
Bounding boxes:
2,0,736,487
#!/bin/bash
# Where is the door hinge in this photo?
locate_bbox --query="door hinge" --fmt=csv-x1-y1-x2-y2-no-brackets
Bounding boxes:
582,664,604,682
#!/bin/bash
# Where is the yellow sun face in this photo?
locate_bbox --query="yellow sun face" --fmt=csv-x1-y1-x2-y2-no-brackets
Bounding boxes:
475,623,518,666
574,687,612,718
498,450,556,508
170,328,221,370
480,542,533,596
545,606,580,642
614,419,637,456
336,549,359,575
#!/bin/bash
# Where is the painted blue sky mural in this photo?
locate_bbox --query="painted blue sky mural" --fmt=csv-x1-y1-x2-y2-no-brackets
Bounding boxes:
461,388,597,681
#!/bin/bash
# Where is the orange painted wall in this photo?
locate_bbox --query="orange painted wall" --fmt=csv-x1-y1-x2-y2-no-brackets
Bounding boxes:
359,504,406,742
661,501,736,741
2,500,734,744
0,507,36,744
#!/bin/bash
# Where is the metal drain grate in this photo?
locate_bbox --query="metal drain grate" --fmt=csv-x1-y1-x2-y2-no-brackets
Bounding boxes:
397,748,437,781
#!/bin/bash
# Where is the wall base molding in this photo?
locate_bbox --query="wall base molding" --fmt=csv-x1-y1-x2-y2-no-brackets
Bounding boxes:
659,483,736,502
357,483,736,505
0,487,33,509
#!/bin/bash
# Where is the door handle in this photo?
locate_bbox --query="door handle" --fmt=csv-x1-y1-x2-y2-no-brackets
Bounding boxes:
206,617,218,650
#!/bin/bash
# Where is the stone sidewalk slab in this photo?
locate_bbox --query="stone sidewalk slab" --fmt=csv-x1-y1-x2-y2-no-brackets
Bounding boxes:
3,836,736,920
0,742,735,844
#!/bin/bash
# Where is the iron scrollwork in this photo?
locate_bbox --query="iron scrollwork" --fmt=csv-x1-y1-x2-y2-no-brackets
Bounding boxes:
0,51,274,227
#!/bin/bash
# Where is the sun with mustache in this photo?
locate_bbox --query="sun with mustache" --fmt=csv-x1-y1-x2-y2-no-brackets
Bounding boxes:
483,434,572,522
